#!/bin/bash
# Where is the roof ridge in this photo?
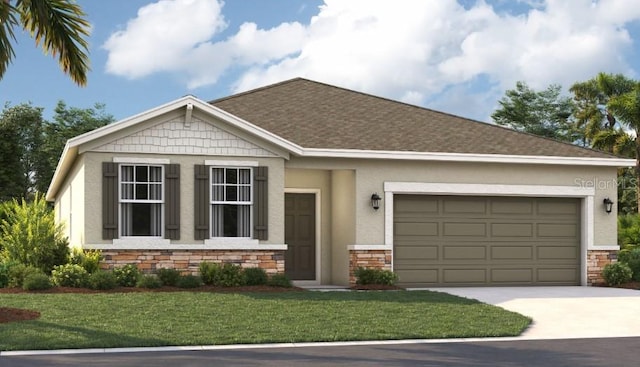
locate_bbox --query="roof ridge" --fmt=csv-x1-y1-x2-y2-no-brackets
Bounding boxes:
209,77,306,104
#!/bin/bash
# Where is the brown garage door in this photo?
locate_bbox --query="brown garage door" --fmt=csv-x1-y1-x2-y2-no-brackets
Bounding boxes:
393,195,580,287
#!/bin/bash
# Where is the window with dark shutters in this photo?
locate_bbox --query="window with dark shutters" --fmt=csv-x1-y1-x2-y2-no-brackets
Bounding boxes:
194,164,210,240
102,162,119,239
253,166,268,240
164,164,180,240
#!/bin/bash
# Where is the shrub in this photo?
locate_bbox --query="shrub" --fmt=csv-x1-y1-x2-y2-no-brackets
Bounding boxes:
137,274,163,289
267,273,292,288
354,267,398,286
51,264,89,288
156,268,181,287
22,272,52,291
602,262,633,286
0,262,9,288
70,249,102,274
176,274,202,288
113,264,141,287
618,214,640,250
0,194,69,273
199,262,222,285
88,271,118,290
244,267,268,286
7,263,42,288
218,263,246,287
618,247,640,281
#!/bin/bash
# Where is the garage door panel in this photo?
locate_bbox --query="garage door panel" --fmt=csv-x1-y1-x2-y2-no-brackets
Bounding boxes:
537,268,578,283
443,246,486,260
395,222,438,236
491,268,534,283
538,201,578,215
537,246,578,260
538,223,578,237
443,222,486,236
443,269,486,283
491,246,534,260
491,200,534,215
395,245,438,260
491,223,534,237
394,195,580,287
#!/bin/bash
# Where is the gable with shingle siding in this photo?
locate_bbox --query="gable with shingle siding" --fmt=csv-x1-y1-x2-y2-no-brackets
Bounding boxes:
211,78,615,159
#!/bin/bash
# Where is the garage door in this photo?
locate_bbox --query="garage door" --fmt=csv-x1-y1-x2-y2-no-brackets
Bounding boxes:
393,195,580,287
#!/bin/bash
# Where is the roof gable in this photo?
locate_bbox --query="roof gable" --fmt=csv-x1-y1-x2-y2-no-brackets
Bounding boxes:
211,78,617,159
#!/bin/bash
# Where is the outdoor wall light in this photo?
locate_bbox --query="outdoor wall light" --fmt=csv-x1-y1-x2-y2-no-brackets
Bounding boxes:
371,193,382,210
603,197,614,214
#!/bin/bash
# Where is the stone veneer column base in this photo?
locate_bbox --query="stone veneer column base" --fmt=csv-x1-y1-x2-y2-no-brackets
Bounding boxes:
586,249,618,285
349,250,392,285
100,250,285,275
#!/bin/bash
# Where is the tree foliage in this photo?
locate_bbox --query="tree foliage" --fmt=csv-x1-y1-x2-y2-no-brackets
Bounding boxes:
492,81,578,143
0,101,113,200
0,0,91,86
0,193,69,273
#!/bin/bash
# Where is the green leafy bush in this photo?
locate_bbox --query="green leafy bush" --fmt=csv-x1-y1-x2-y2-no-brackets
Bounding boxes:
8,263,42,288
22,272,52,290
618,214,640,250
0,194,69,273
602,262,633,286
218,263,246,287
88,271,117,290
156,268,181,286
70,249,102,273
199,262,221,285
618,247,640,281
267,273,292,288
51,264,89,288
176,274,202,288
137,274,163,289
354,267,398,286
0,262,9,288
244,267,268,286
113,264,141,287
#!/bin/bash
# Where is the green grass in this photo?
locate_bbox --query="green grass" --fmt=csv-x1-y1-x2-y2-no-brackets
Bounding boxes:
0,291,531,351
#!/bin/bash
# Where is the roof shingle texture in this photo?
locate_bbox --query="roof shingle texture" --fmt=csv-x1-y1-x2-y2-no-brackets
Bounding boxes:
211,78,615,159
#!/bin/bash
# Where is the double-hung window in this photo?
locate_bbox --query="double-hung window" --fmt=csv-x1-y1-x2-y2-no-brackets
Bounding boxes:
210,167,252,237
120,165,164,237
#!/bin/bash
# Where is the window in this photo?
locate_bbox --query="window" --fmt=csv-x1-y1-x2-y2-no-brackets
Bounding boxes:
120,165,163,236
210,167,252,237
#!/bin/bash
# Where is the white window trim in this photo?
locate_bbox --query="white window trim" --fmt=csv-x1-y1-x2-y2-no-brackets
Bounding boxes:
118,164,165,238
114,157,170,164
209,166,254,239
383,182,598,286
205,160,259,167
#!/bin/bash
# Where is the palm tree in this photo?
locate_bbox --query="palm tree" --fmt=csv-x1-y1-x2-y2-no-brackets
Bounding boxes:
571,73,640,212
0,0,90,86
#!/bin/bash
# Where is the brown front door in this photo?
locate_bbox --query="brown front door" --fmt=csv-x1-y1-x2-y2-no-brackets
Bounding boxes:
285,193,316,280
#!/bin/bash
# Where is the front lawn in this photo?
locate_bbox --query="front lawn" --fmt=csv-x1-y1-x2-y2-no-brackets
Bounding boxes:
0,290,531,351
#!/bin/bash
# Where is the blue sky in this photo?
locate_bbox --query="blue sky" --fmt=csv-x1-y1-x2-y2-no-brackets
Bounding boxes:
2,0,640,123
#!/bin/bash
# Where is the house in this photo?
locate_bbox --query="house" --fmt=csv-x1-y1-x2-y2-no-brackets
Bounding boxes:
45,78,634,287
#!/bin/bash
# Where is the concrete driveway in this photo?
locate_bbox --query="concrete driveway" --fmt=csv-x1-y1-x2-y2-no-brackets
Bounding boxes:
425,286,640,339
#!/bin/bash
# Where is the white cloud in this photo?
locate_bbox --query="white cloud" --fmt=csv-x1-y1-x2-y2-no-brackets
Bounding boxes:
104,0,640,122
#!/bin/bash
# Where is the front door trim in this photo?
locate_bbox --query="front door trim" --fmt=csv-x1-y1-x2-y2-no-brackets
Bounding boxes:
285,188,321,285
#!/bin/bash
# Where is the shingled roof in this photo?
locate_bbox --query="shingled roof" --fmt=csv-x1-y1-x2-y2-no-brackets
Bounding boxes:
211,78,615,159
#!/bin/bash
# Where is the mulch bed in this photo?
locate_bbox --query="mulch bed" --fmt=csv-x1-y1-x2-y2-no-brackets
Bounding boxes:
0,307,40,324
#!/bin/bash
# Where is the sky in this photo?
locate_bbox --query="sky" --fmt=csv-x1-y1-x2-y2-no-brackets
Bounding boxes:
2,0,640,124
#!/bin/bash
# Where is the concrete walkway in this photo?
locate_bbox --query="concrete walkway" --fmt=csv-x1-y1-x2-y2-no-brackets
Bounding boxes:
425,286,640,339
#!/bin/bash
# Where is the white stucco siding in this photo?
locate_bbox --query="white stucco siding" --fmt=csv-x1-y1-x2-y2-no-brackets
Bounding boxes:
82,151,285,247
54,155,85,248
285,157,619,249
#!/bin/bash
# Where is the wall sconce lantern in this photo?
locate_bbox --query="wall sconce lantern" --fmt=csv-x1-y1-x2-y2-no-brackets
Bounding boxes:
603,198,614,214
371,193,382,210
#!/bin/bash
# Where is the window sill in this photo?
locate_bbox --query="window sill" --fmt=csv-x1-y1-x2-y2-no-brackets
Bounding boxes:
86,242,287,251
113,238,171,247
204,238,259,246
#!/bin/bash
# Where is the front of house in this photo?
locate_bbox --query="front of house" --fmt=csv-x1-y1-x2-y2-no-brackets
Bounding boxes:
46,78,633,287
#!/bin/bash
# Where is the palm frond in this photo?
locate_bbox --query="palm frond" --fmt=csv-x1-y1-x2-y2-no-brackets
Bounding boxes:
17,0,91,86
0,1,18,79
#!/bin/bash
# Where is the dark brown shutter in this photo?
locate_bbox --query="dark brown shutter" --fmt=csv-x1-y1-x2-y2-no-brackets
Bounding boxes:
194,165,210,240
102,162,118,239
253,166,268,240
164,164,180,240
